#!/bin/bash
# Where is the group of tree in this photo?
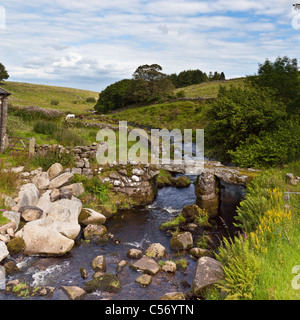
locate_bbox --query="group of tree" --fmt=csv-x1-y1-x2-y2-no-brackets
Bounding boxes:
168,69,225,88
208,71,226,81
205,56,300,168
94,64,174,113
94,64,227,113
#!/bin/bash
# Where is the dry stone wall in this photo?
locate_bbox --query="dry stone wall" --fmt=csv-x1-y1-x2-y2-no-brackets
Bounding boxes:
35,143,99,176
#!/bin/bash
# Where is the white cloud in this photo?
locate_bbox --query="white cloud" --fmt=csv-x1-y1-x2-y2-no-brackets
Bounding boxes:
0,0,298,91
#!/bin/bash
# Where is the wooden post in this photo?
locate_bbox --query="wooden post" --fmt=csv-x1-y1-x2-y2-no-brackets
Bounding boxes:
29,137,36,157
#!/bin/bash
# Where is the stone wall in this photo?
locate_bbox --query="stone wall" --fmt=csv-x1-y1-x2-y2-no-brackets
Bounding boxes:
35,143,99,177
35,143,98,161
98,164,160,206
34,144,160,206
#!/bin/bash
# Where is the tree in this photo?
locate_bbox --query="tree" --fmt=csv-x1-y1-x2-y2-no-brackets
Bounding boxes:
0,63,9,82
167,73,179,88
132,64,174,102
220,72,226,80
205,56,299,167
248,56,300,104
133,64,165,83
228,120,300,167
168,69,209,88
94,64,174,113
94,79,135,113
205,85,287,161
211,71,218,80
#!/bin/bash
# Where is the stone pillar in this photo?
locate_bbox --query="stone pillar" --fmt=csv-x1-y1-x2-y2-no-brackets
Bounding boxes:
29,137,36,157
195,170,219,218
0,96,8,153
3,134,9,150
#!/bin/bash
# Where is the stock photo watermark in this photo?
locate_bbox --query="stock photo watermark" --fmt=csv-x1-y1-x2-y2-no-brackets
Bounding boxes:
292,3,300,30
292,265,300,290
0,266,5,290
95,121,204,175
0,5,6,30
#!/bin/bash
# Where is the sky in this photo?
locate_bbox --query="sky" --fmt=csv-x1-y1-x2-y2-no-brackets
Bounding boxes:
0,0,300,92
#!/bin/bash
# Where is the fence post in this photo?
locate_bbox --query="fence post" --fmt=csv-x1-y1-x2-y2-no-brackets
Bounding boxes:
29,137,36,157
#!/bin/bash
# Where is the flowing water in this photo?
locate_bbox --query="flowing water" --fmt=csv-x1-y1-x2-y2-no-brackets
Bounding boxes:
0,174,245,300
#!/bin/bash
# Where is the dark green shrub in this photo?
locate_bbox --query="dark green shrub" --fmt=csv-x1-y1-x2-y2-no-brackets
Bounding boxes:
205,85,287,162
52,129,88,146
176,90,186,98
229,121,300,168
33,120,89,147
50,99,59,106
73,174,111,204
86,97,96,103
33,120,58,135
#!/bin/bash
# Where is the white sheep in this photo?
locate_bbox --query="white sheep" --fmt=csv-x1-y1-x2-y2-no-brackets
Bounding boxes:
66,114,75,119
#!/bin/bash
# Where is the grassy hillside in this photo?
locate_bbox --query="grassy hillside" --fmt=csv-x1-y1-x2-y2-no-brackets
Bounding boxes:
0,81,99,147
103,78,246,130
175,78,245,99
1,78,247,149
1,81,99,114
106,100,209,131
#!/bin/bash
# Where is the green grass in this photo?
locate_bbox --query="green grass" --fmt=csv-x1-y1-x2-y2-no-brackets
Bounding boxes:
0,157,20,195
253,235,300,300
7,117,94,147
174,78,245,99
2,79,246,150
0,213,10,226
6,114,58,145
1,81,100,147
106,100,209,131
174,258,189,270
1,81,99,114
251,161,300,300
160,214,186,230
216,159,300,300
104,79,245,131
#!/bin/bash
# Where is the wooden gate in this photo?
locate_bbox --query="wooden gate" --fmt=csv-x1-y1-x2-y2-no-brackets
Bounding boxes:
8,136,35,156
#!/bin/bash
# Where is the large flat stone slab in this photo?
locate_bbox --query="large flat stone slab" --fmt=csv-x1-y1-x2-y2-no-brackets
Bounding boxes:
192,257,224,296
21,224,74,256
49,172,74,189
0,241,9,262
16,183,40,210
130,256,160,275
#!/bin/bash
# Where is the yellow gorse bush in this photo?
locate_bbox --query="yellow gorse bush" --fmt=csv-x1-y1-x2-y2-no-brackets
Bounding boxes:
249,188,292,254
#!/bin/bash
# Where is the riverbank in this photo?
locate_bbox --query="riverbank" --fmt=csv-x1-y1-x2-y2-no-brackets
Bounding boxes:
212,160,300,300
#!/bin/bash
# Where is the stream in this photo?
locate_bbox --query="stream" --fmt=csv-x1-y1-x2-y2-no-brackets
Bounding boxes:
0,173,245,300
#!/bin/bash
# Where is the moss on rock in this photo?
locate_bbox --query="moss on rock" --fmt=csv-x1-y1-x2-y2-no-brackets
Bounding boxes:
4,261,21,276
174,176,191,188
160,214,186,230
78,209,91,224
83,273,122,293
7,237,25,255
156,169,174,188
170,232,193,250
